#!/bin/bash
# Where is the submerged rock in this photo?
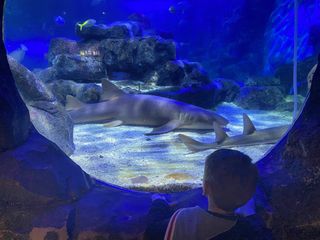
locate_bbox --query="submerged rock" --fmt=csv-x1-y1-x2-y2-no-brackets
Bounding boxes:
235,86,285,110
48,80,102,105
8,56,75,155
275,56,317,95
0,56,30,152
146,81,220,108
144,60,210,86
214,78,241,103
75,20,143,40
52,54,106,83
145,60,186,86
47,38,79,65
0,131,92,205
182,60,210,85
100,37,176,75
34,67,57,83
145,78,240,108
276,95,306,112
244,76,280,87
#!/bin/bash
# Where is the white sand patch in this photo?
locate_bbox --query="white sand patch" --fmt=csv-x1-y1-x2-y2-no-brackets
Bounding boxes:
71,102,293,188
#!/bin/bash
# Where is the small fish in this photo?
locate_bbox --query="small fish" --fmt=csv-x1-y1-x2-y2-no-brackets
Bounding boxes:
169,6,176,14
77,19,97,31
169,1,189,15
9,44,28,63
54,16,65,26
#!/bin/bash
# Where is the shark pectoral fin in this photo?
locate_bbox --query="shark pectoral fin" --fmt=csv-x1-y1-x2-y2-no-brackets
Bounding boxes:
178,134,211,153
213,122,229,144
101,78,126,101
65,95,85,111
146,120,182,135
103,120,123,127
243,113,256,135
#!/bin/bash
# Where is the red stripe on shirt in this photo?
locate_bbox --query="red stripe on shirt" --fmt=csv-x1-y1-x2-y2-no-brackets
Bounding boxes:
164,209,182,240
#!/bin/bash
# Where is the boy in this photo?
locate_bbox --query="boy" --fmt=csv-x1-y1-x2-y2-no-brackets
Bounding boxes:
164,149,258,240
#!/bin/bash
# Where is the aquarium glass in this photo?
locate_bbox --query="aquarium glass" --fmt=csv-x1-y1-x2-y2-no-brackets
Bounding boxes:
4,0,318,192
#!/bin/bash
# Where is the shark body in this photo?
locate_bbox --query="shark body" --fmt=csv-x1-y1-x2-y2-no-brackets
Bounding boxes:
66,80,228,135
178,114,289,152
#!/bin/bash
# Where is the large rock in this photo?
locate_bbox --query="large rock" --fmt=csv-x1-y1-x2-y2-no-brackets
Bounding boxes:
75,21,143,40
0,58,30,151
256,55,320,239
182,61,210,85
48,80,102,105
145,61,186,86
8,57,75,155
214,78,241,103
275,56,317,95
145,60,210,86
52,54,106,83
33,67,57,83
146,81,221,109
47,38,79,65
244,76,280,87
48,38,102,65
0,131,92,206
100,37,176,76
235,86,284,110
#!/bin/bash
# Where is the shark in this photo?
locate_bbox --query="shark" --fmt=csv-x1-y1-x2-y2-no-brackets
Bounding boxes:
178,113,289,152
65,79,229,135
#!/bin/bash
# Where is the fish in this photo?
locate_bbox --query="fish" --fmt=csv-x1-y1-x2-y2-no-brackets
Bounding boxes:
178,114,289,152
8,44,28,63
77,19,97,31
65,79,229,135
169,1,189,15
169,6,176,14
54,16,65,26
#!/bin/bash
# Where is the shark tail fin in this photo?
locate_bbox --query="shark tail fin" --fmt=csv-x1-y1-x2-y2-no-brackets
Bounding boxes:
66,95,84,111
101,78,126,101
213,122,228,143
243,113,256,135
178,134,212,152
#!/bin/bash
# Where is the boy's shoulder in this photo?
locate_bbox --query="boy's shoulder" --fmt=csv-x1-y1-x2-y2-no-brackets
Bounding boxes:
175,206,205,220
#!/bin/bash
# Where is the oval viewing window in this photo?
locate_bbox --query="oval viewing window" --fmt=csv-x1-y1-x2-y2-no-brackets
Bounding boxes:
4,0,315,192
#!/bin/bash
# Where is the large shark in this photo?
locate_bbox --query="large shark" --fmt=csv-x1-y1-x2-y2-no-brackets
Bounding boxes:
66,80,229,135
178,114,289,152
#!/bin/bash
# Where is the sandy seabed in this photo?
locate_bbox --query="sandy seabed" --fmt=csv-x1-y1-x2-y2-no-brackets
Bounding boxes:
71,102,293,191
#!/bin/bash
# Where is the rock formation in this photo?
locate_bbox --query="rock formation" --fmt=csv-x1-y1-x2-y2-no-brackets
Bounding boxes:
8,57,75,156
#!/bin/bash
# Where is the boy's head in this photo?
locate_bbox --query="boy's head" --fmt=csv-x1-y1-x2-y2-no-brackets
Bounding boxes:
203,149,258,212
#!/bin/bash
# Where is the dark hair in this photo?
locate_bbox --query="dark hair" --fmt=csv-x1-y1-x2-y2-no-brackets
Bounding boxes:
204,149,258,212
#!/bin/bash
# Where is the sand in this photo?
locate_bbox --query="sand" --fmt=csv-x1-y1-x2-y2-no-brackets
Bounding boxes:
71,102,293,190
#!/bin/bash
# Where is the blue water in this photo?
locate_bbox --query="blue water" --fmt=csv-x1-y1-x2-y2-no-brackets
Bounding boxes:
5,0,319,76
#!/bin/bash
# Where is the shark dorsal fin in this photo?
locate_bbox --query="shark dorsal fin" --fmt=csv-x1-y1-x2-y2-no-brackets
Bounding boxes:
66,95,84,111
101,79,126,101
213,122,228,144
243,113,256,135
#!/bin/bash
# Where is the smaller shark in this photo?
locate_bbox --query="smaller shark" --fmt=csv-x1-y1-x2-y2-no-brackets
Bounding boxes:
178,114,289,152
66,79,228,135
